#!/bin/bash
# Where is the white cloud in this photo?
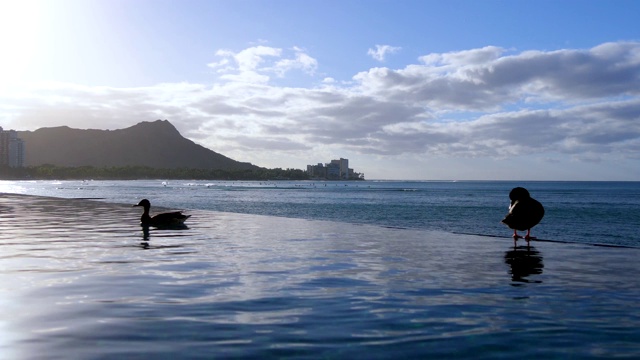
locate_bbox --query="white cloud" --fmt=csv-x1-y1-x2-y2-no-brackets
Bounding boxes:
234,46,282,72
207,46,317,84
367,44,401,62
4,41,640,179
271,49,318,79
419,46,504,66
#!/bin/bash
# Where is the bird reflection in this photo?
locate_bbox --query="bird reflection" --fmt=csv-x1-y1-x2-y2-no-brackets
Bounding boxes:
142,225,150,239
504,246,544,284
140,225,151,248
138,223,189,249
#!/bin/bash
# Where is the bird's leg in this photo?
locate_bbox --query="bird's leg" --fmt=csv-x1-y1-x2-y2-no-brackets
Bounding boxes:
512,230,520,247
524,229,537,241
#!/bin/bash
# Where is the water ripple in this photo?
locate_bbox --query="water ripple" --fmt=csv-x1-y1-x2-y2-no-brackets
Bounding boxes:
1,194,640,358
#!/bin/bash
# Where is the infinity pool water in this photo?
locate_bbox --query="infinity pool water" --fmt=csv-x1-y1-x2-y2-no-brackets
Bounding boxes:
0,194,639,359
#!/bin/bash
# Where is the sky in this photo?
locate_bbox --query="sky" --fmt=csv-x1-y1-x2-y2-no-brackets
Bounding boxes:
1,0,640,180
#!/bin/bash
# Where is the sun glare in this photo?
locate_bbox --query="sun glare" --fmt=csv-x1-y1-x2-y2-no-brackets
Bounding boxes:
0,0,43,85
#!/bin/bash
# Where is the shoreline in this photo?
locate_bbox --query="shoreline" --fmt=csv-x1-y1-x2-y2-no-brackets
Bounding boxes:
2,177,639,182
4,190,639,251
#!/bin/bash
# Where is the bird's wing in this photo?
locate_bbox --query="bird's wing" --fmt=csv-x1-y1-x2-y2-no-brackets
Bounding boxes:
152,211,186,220
508,200,519,214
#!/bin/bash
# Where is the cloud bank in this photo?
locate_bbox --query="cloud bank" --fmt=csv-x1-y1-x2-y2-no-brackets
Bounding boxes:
2,42,640,178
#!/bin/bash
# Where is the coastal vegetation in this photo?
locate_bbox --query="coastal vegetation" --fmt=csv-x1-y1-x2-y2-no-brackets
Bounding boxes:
0,165,314,181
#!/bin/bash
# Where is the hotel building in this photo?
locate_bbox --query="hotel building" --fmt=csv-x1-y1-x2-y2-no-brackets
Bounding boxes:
306,158,363,180
0,127,25,168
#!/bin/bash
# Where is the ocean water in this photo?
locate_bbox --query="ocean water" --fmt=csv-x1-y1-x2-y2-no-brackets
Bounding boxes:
1,181,640,358
1,180,639,247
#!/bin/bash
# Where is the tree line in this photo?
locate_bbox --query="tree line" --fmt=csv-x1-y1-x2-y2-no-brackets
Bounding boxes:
0,165,313,181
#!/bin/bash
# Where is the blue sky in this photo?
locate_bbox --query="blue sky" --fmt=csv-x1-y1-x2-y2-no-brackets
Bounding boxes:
1,0,640,180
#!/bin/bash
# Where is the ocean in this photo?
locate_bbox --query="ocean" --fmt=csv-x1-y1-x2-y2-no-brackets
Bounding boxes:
1,179,639,247
1,180,639,358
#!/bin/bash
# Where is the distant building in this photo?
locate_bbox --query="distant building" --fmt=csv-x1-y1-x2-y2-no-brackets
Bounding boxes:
306,158,364,180
326,162,341,179
307,163,326,178
0,127,25,168
330,158,349,179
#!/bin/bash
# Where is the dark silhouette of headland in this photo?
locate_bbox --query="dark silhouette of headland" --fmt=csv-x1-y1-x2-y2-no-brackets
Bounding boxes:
18,120,257,170
2,120,356,180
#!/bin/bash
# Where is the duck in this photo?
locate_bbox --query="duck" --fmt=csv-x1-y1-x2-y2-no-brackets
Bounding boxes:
134,199,190,227
501,187,544,244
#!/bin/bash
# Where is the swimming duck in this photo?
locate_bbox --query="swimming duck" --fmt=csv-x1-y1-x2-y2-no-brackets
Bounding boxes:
134,199,190,227
501,187,544,244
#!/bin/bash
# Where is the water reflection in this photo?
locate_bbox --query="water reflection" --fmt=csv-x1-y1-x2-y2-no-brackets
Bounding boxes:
140,225,151,248
138,223,190,249
142,225,150,241
4,194,640,358
504,246,544,284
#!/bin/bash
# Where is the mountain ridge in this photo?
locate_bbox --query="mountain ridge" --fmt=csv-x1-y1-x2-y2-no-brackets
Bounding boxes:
18,120,259,170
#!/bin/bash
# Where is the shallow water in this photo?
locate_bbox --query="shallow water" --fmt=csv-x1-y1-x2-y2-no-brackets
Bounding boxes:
1,194,639,359
1,180,639,248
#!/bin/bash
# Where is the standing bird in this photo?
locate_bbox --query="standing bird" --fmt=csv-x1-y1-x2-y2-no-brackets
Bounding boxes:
501,187,544,245
134,199,190,227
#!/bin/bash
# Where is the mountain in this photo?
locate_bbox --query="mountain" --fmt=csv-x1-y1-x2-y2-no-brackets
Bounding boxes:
18,120,259,170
